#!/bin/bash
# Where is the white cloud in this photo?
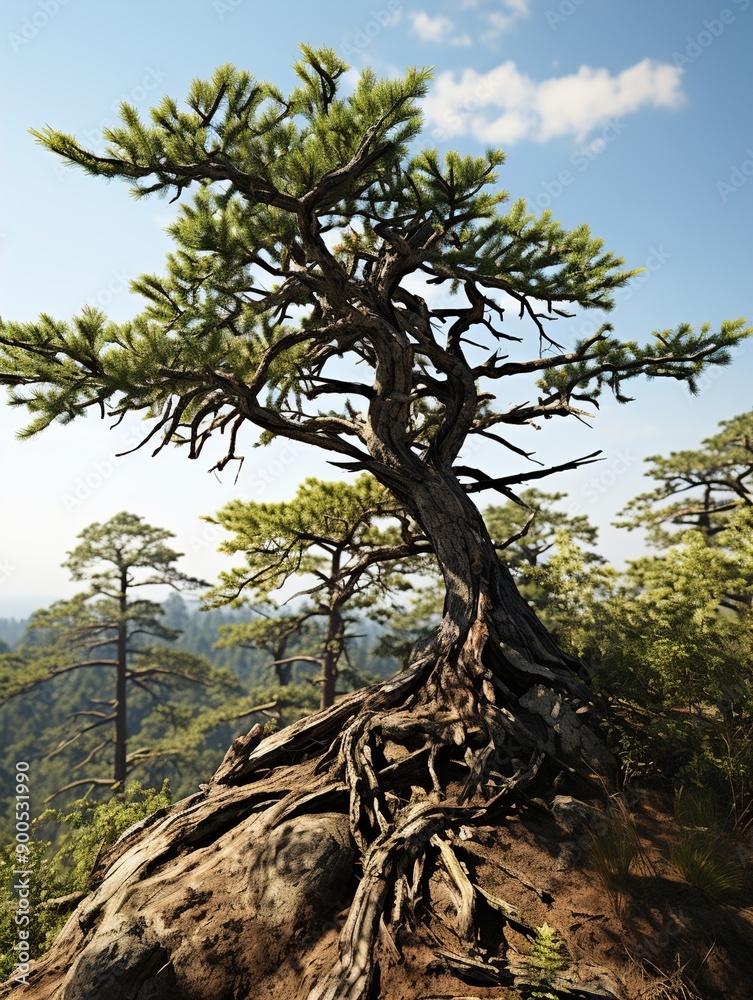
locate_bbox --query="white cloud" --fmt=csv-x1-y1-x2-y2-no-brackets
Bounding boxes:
409,11,472,45
423,58,686,144
410,1,530,46
484,0,533,36
410,12,455,42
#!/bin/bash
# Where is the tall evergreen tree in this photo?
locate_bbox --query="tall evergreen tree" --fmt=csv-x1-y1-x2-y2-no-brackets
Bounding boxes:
0,513,220,792
0,48,749,998
206,474,430,707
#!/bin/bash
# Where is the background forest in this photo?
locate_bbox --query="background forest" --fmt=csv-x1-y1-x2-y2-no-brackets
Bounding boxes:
1,408,752,978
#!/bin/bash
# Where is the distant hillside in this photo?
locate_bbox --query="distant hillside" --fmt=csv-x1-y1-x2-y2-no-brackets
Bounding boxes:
0,595,399,678
0,618,27,649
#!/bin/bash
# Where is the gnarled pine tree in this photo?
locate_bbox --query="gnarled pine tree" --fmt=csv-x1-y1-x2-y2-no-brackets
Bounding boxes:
0,47,750,999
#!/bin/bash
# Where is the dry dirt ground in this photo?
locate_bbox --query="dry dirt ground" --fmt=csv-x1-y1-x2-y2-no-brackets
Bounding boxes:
8,780,751,1000
251,784,753,1000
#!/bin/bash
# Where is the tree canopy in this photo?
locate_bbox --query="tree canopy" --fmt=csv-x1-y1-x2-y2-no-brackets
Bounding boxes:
206,474,431,705
0,48,746,515
64,512,205,594
205,474,428,607
617,409,753,546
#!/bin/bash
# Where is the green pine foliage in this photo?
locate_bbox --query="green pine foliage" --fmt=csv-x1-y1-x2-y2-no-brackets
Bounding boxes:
35,781,172,889
530,511,753,820
594,527,752,709
204,475,431,703
0,47,747,472
617,410,753,546
485,488,602,611
531,517,753,711
0,592,399,840
0,839,67,981
371,581,444,664
132,682,319,793
0,513,237,805
205,475,426,610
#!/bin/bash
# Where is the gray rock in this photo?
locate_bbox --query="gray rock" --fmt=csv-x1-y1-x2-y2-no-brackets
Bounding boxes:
551,794,602,834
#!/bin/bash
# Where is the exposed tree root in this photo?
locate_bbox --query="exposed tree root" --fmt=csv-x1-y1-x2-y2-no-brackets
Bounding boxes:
3,617,619,1000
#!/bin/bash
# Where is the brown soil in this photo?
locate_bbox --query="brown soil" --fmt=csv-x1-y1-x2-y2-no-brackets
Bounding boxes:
250,785,753,1000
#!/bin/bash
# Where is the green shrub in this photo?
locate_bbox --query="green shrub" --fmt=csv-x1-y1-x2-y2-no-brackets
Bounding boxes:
36,780,171,891
674,786,719,831
0,839,69,981
537,527,753,829
669,835,747,900
526,922,568,999
677,717,753,830
586,808,641,912
0,781,171,980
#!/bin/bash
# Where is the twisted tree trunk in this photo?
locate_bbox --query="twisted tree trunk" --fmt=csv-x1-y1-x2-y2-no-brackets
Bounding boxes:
320,606,345,711
5,467,614,1000
114,571,128,784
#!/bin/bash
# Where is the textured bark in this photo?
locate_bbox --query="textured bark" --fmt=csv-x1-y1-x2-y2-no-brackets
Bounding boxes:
320,606,345,711
114,570,128,784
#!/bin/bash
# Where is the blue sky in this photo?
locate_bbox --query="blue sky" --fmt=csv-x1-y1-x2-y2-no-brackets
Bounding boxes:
1,0,751,615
